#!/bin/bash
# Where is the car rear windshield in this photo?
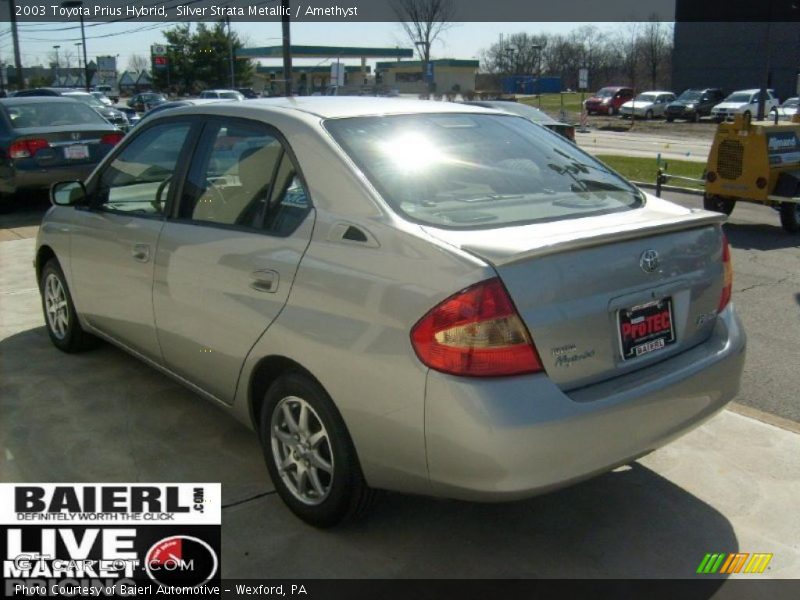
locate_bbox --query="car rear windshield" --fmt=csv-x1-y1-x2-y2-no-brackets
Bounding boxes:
325,113,643,229
3,102,108,128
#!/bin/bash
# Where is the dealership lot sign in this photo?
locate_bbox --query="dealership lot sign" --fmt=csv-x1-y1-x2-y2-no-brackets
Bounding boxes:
0,484,221,597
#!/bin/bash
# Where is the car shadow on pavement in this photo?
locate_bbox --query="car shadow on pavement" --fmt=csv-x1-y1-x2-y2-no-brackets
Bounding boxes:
1,326,737,585
724,222,800,251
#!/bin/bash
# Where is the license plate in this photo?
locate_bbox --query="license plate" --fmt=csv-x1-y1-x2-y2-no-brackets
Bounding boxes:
64,144,89,160
618,298,675,360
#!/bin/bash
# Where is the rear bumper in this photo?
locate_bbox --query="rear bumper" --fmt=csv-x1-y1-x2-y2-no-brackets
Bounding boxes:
0,163,98,195
424,305,746,501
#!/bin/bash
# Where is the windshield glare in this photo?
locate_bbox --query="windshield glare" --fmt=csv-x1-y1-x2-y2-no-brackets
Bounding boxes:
634,94,657,103
678,91,702,101
726,93,752,103
68,94,104,107
596,88,616,97
326,114,642,230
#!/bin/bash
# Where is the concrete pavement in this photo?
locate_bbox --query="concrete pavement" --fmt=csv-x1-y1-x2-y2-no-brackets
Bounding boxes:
577,129,711,163
1,234,799,580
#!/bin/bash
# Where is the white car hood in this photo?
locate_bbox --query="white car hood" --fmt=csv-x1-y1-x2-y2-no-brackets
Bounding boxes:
622,100,654,109
714,102,749,110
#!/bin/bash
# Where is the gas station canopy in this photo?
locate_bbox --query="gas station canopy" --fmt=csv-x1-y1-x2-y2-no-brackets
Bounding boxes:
238,45,414,59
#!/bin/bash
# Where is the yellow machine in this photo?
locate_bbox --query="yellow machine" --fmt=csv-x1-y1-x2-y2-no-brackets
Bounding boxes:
703,113,800,232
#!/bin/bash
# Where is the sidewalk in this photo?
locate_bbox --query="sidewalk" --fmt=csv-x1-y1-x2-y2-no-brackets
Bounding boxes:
1,236,798,579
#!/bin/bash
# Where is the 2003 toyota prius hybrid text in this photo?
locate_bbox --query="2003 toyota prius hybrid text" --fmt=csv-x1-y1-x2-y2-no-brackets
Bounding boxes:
36,98,746,527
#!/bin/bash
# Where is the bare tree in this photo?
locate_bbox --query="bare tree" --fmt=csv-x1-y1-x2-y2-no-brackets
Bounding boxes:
47,48,75,69
392,0,456,91
617,22,642,90
127,54,149,73
641,16,669,89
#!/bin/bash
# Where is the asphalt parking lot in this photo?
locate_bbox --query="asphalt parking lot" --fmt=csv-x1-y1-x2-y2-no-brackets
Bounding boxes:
1,190,799,581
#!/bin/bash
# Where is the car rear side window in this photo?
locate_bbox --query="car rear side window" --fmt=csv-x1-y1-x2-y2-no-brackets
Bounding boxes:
96,121,192,215
326,113,642,230
179,119,310,234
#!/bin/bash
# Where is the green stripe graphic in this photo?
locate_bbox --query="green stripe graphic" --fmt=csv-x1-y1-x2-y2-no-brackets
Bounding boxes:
697,554,714,574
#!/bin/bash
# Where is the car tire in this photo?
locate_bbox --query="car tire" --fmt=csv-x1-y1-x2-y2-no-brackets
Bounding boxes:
259,372,376,528
743,110,751,120
666,116,674,123
779,202,800,233
703,194,736,216
40,259,99,352
0,193,14,214
607,106,616,116
645,109,653,120
692,112,700,123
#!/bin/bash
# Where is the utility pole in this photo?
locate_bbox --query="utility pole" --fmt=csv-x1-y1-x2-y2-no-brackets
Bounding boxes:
225,16,235,89
9,0,24,90
281,0,292,96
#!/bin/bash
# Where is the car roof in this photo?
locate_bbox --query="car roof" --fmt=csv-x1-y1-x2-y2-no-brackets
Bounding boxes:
212,97,499,119
636,91,673,95
730,89,761,94
0,96,82,105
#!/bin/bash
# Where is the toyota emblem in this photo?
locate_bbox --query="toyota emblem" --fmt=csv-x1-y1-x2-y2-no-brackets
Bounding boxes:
640,249,660,273
70,132,81,141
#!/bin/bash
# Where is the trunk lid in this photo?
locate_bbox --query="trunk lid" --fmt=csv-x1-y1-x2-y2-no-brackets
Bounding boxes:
12,125,116,168
421,196,727,390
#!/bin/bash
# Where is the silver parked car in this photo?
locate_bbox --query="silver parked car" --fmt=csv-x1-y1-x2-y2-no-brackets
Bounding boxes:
36,98,746,527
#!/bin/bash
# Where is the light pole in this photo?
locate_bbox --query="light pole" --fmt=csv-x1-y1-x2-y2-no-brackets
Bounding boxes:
53,45,61,84
61,0,89,91
75,42,83,81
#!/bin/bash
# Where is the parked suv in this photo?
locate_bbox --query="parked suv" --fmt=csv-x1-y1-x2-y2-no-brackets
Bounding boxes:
666,88,725,122
584,87,634,116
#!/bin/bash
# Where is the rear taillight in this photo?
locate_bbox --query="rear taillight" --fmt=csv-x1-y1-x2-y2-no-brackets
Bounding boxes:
100,132,124,146
9,138,49,159
718,233,733,311
410,278,544,377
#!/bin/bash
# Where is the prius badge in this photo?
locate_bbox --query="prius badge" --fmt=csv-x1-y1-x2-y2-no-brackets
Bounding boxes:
640,249,660,273
70,132,81,141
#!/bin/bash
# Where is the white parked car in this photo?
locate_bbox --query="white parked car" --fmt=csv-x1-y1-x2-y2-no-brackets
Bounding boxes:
198,89,245,101
711,89,779,121
619,91,676,119
776,97,799,120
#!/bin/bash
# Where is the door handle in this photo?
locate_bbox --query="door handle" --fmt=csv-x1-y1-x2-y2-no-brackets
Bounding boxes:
132,244,150,263
250,269,279,293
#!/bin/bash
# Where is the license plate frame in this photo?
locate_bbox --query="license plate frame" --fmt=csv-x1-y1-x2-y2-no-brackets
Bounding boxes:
64,144,89,160
617,297,676,360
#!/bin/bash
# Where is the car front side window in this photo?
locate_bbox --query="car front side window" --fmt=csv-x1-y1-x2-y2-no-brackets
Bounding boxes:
179,119,310,234
95,121,192,215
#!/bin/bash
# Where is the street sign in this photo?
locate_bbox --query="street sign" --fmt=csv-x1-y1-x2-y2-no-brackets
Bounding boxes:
153,56,168,70
579,67,588,91
331,63,345,87
151,45,167,57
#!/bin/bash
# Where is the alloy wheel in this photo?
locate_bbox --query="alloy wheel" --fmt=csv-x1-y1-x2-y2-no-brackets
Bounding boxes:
44,273,69,339
270,395,334,505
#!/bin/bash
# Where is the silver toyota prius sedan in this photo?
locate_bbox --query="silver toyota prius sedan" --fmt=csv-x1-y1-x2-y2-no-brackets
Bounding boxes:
36,98,746,527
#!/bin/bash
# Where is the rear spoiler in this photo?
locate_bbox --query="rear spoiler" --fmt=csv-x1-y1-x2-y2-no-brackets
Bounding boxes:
457,210,726,267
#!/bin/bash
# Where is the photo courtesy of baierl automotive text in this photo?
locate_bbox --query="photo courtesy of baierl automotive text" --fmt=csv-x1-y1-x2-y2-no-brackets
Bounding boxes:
0,0,798,598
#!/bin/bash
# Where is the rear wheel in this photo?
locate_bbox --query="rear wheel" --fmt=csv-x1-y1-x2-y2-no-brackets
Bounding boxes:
259,372,375,527
703,194,736,216
780,202,800,232
40,259,99,352
666,116,674,123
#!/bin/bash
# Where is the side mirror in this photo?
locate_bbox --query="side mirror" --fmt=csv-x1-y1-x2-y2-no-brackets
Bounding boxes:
50,180,87,207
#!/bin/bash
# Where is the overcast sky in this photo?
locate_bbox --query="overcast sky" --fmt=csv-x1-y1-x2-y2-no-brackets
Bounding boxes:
1,21,620,71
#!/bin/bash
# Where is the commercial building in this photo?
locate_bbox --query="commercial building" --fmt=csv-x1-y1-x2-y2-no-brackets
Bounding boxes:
375,59,480,94
672,1,800,101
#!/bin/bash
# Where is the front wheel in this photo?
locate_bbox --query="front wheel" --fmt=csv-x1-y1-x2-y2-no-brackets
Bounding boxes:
260,372,375,527
645,109,654,120
607,105,616,116
40,259,99,352
780,201,800,232
703,194,736,216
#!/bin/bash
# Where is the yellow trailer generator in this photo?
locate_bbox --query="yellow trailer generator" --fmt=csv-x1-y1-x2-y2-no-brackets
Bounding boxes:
703,113,800,232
